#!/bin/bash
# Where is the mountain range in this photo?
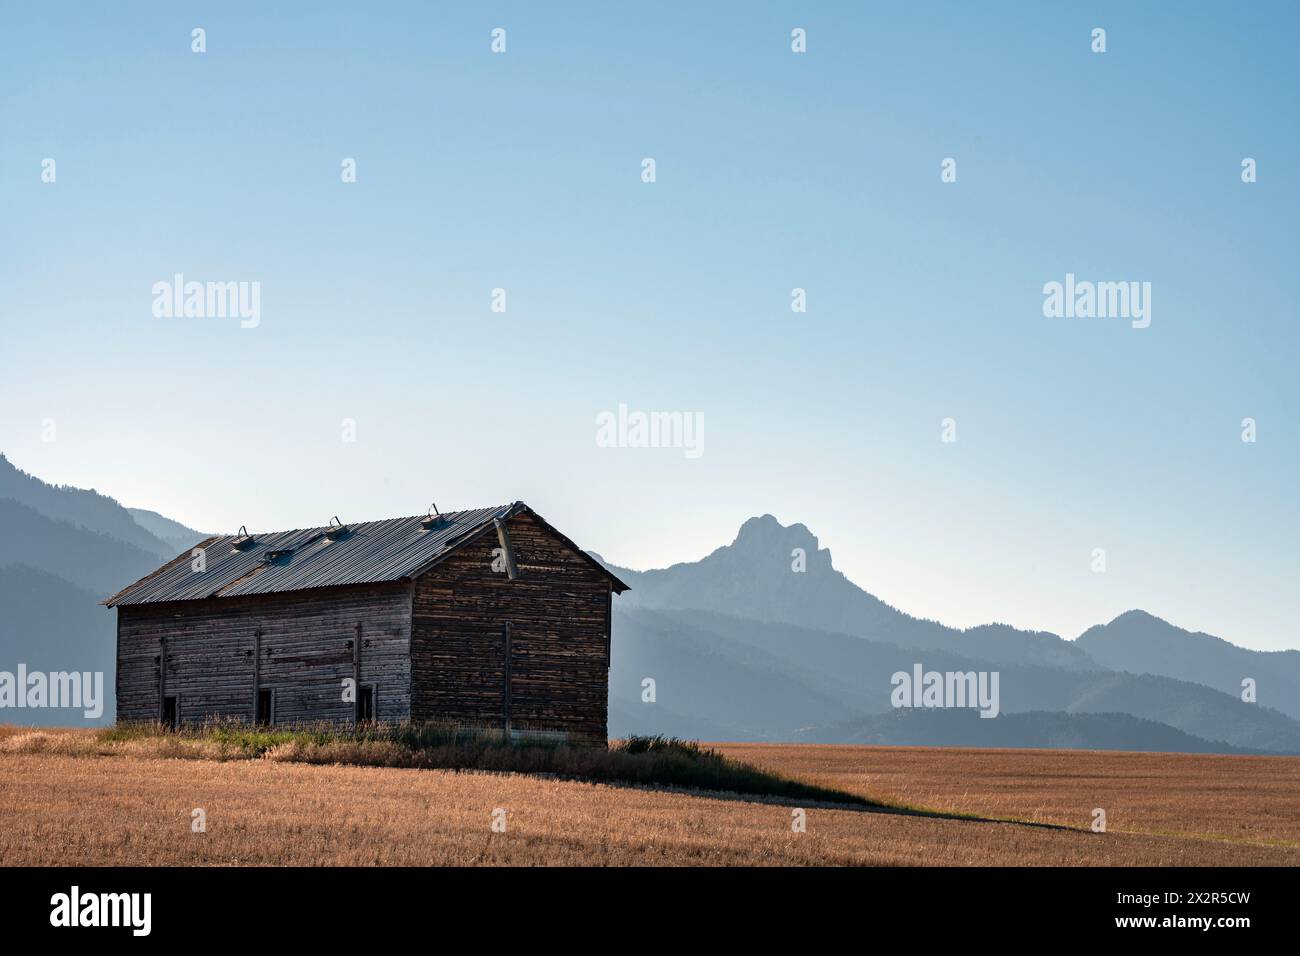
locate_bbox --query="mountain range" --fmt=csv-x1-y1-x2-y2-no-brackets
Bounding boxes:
599,515,1300,752
1,452,1295,754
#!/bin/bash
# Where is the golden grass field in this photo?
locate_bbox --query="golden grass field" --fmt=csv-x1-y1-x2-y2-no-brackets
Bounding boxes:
2,728,1297,866
714,743,1300,849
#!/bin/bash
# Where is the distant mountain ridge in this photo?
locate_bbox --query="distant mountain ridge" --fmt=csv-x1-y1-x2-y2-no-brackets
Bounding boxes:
607,606,1300,752
598,514,1300,753
797,709,1267,754
0,455,204,727
0,564,115,725
126,507,209,555
0,453,174,559
1077,610,1300,720
609,514,1096,670
0,498,162,597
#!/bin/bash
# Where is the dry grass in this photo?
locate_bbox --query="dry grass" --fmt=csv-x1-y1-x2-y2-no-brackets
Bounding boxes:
1,728,225,760
715,743,1300,849
2,729,1296,865
4,751,1295,866
0,725,883,810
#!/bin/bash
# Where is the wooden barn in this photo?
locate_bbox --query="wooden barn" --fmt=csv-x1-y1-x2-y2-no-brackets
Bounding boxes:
104,503,628,743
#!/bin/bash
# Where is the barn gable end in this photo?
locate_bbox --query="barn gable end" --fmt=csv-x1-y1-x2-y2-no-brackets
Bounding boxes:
411,510,614,741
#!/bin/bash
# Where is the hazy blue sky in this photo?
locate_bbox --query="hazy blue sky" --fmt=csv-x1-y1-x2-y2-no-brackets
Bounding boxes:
2,3,1297,650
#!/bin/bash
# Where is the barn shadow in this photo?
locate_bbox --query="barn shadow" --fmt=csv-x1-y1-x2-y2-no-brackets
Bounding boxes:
547,773,1079,831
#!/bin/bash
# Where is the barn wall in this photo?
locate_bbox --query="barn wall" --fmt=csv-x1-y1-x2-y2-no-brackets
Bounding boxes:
410,512,612,742
116,583,412,725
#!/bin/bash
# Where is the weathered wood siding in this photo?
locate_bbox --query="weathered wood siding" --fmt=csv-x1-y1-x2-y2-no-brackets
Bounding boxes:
116,583,412,725
410,512,612,742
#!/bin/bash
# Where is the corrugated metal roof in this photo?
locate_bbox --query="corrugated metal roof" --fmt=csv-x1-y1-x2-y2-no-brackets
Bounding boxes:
105,503,525,606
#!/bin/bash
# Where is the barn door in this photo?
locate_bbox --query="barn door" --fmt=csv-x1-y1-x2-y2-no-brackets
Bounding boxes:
256,688,273,725
503,621,513,735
